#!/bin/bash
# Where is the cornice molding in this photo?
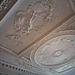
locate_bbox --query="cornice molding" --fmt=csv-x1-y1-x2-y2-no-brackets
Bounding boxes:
0,0,75,74
0,46,40,74
0,46,17,57
18,15,75,72
0,59,39,75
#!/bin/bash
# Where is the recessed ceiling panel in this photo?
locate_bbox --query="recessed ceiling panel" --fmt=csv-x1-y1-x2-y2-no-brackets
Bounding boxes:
0,0,74,54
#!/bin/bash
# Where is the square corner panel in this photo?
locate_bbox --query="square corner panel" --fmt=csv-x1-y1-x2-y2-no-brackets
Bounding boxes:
0,0,74,54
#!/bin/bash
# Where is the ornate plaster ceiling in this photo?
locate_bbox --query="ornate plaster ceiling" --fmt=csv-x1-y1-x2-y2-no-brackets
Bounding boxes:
0,0,75,75
0,0,74,54
34,35,75,66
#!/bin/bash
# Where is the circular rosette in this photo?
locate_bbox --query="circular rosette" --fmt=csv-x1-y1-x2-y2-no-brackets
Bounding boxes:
34,34,75,67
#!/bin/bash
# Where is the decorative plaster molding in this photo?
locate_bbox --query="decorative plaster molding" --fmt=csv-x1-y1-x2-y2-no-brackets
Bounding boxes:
0,46,17,57
0,0,17,20
0,59,39,75
0,46,38,71
1,14,74,74
0,0,73,55
18,15,75,72
18,15,75,57
0,0,75,74
5,0,54,47
56,58,75,72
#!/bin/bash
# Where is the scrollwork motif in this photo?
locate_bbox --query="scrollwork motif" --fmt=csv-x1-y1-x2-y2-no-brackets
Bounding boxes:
5,0,54,47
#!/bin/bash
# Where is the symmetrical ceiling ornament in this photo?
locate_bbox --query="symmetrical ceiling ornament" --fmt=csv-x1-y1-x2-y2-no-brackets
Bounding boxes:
34,35,75,67
5,0,54,43
0,0,75,74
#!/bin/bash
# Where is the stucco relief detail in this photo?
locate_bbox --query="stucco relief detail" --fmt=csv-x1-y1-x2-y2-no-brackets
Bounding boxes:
5,0,54,47
25,16,75,71
0,15,75,66
20,16,75,59
29,31,75,74
0,60,38,75
28,15,75,53
34,35,75,66
0,46,40,72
